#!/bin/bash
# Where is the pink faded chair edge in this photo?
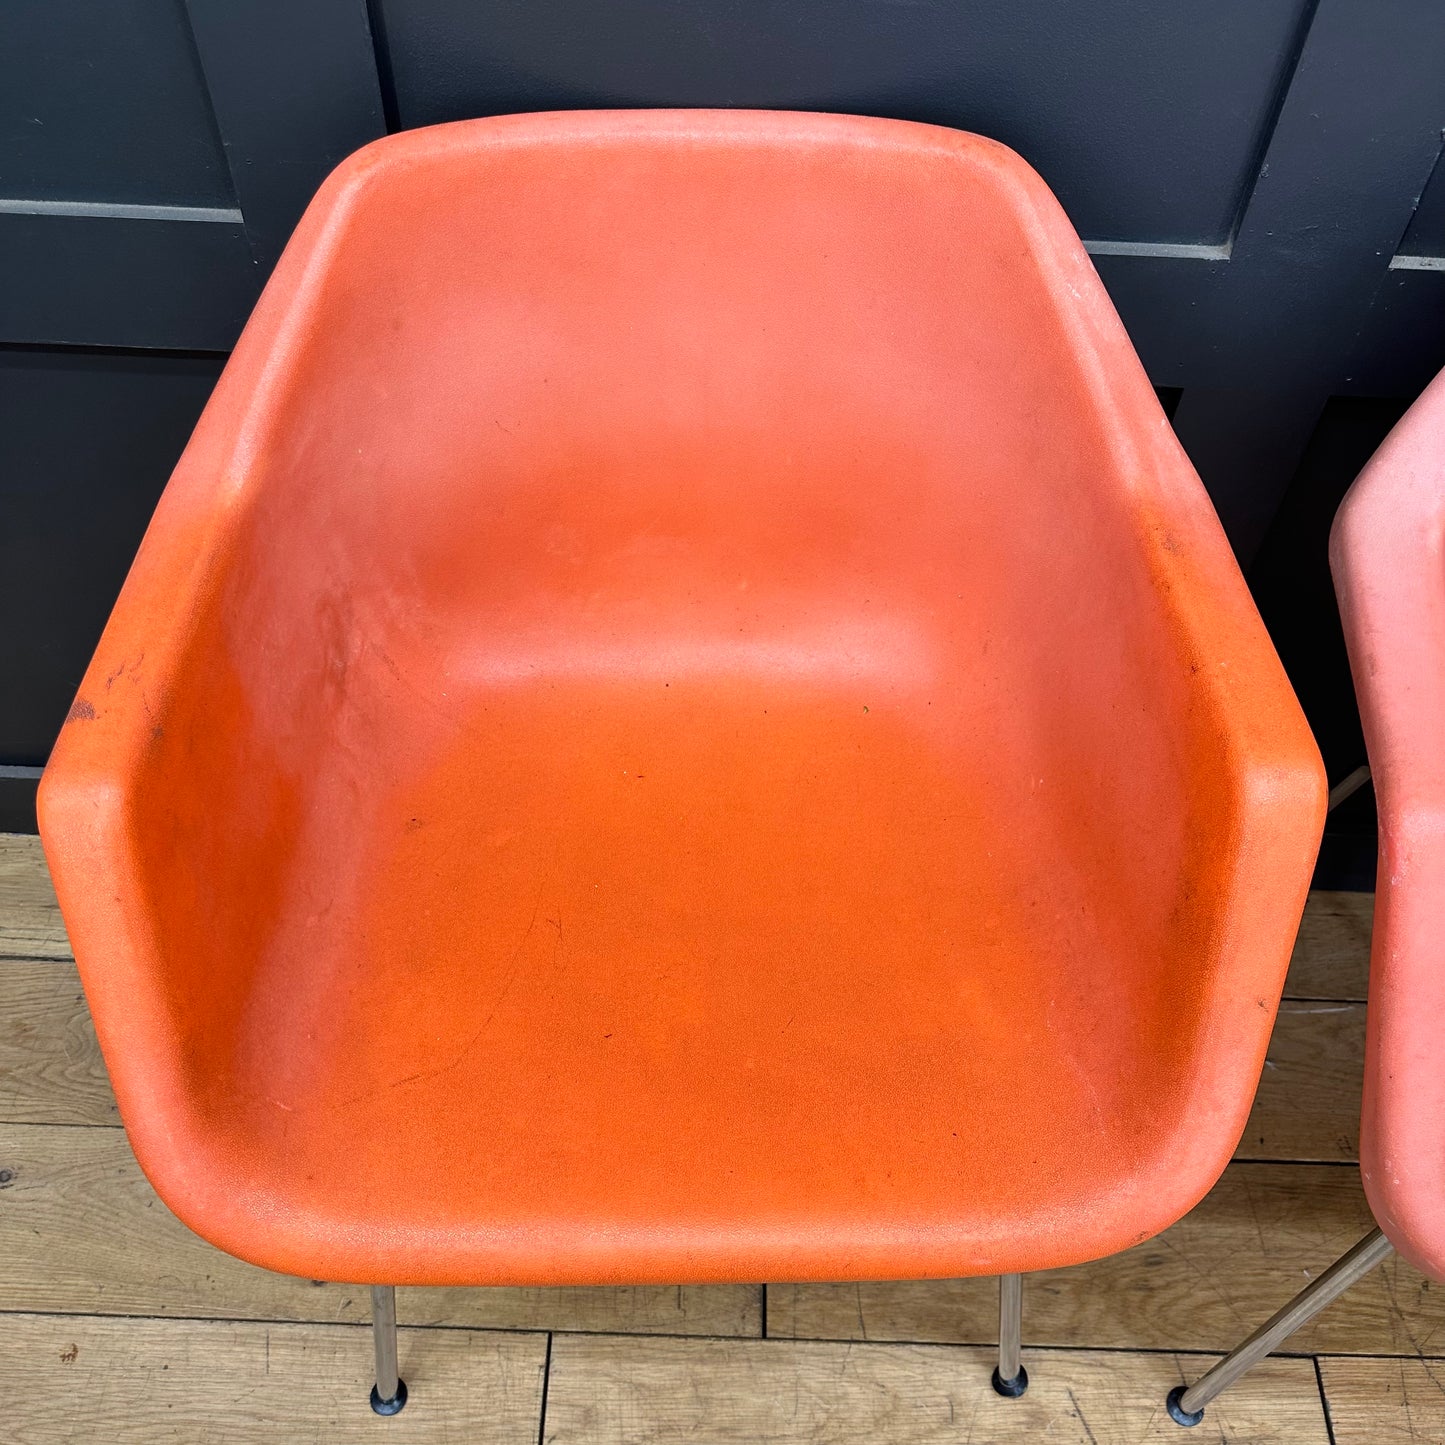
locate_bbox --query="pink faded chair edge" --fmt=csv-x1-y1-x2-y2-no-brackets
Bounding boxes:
1168,366,1445,1426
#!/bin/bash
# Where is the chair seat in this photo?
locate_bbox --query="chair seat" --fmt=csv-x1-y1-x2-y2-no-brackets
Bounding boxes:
216,662,1173,1285
38,109,1326,1287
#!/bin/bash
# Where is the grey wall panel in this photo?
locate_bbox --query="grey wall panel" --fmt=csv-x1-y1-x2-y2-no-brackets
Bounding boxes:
373,0,1310,245
0,0,233,207
1088,250,1230,387
1399,147,1445,258
0,348,224,763
0,212,256,349
0,1,386,351
1166,0,1445,558
1344,266,1445,398
184,0,387,268
0,772,42,833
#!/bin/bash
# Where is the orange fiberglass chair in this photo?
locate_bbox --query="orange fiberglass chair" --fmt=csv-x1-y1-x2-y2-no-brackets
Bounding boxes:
1169,366,1445,1425
39,111,1326,1420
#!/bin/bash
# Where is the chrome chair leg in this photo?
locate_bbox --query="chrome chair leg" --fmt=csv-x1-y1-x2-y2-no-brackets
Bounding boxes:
370,1285,408,1416
1168,1227,1393,1425
992,1272,1028,1397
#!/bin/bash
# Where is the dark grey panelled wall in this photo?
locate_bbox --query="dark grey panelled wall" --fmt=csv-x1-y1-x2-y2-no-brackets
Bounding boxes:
3,2,1445,856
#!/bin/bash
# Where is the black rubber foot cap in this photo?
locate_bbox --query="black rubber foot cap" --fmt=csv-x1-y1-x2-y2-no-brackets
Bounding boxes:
991,1365,1029,1398
370,1380,408,1416
1166,1385,1204,1427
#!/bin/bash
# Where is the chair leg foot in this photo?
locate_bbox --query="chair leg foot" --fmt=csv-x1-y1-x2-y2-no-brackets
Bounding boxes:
370,1379,409,1416
1166,1384,1203,1427
991,1364,1029,1398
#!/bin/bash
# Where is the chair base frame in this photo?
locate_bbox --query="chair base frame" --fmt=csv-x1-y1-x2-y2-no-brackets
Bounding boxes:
1168,1226,1394,1426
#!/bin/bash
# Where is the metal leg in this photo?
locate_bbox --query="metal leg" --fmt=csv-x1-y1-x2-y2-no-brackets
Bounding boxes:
369,1285,408,1416
1168,1228,1393,1426
991,1272,1028,1397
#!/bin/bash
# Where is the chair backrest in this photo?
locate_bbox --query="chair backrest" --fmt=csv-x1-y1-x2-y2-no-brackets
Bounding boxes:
1331,366,1445,1280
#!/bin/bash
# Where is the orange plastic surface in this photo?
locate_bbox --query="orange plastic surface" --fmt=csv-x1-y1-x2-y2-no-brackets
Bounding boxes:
39,111,1325,1287
1331,367,1445,1281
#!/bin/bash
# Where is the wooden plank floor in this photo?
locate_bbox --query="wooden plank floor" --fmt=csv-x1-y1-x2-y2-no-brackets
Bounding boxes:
0,834,1437,1442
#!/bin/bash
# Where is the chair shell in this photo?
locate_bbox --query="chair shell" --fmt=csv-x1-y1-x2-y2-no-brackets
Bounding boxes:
39,110,1326,1290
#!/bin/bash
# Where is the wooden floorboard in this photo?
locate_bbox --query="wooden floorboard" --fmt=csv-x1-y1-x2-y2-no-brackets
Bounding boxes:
1242,998,1364,1162
0,1312,547,1445
0,959,116,1126
1318,1356,1445,1443
544,1333,1331,1443
0,835,68,960
1284,890,1372,1001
